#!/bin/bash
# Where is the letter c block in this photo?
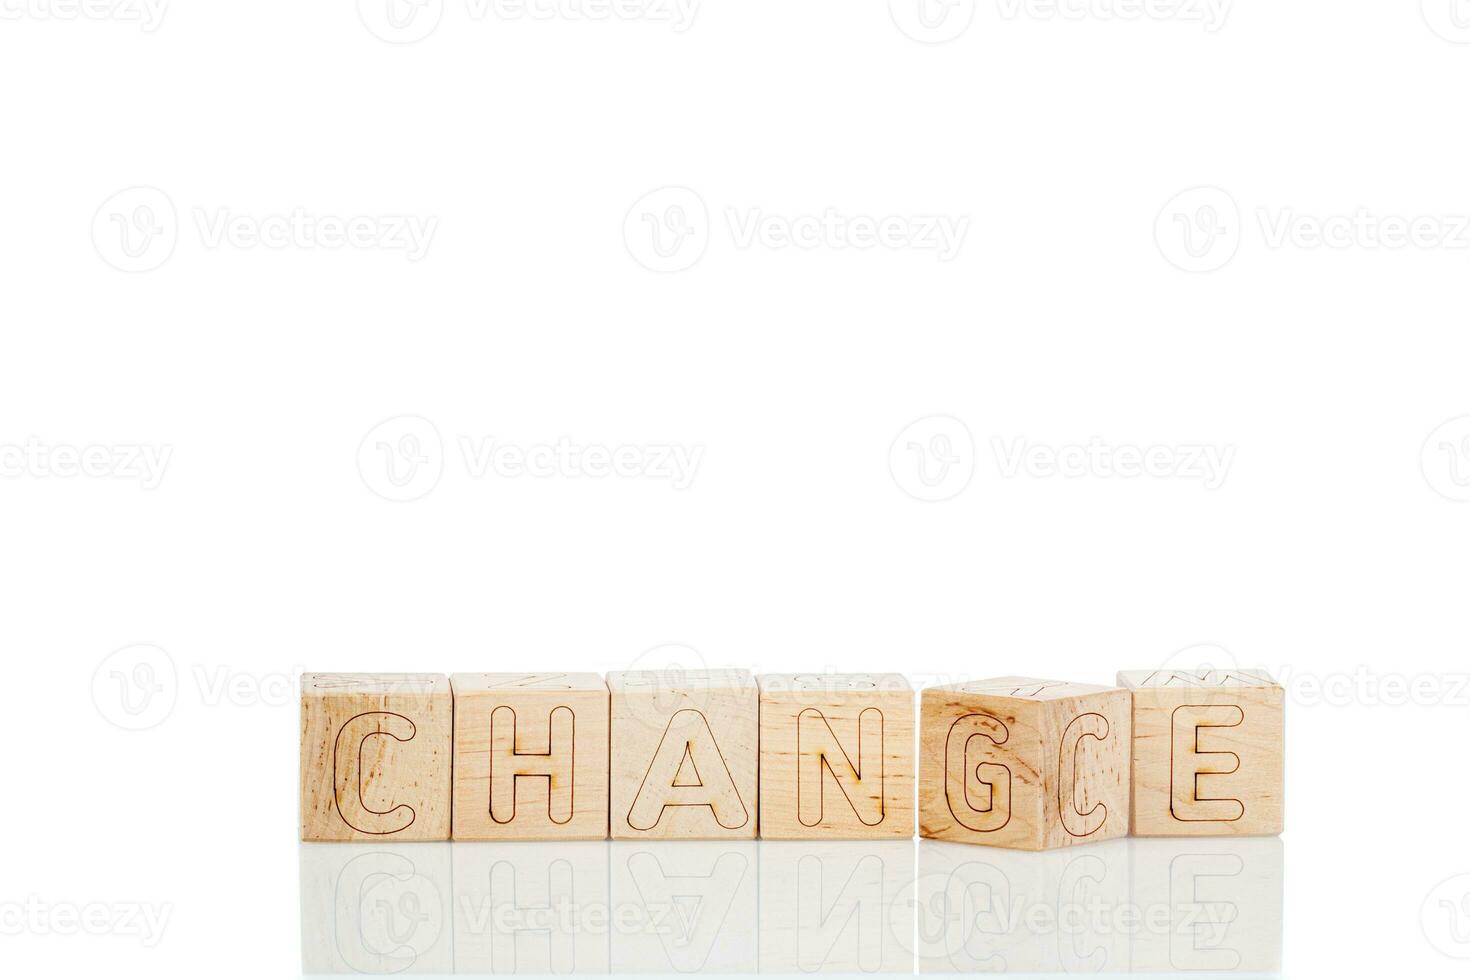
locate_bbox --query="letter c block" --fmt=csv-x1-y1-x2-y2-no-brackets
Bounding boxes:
300,673,452,841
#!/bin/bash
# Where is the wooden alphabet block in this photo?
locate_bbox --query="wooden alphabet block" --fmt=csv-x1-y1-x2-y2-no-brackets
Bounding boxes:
1118,669,1284,837
757,673,915,839
918,677,1131,851
300,673,452,842
450,672,610,841
607,669,758,840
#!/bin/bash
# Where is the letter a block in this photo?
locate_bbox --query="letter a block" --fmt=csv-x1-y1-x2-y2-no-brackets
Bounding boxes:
608,669,758,839
1118,669,1284,837
757,673,915,839
300,673,452,841
450,672,610,840
918,678,1131,851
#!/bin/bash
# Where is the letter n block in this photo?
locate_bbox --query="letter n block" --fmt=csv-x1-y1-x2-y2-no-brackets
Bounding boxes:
450,673,610,840
1119,669,1284,836
918,677,1131,851
300,673,452,841
607,669,758,839
757,673,915,839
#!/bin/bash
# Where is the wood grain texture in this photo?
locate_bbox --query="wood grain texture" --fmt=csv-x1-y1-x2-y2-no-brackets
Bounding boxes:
1119,669,1284,837
757,673,914,839
300,673,452,842
450,672,609,841
918,677,1131,851
607,669,758,840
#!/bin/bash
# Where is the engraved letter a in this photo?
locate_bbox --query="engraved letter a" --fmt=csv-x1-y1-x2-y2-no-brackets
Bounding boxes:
627,708,750,831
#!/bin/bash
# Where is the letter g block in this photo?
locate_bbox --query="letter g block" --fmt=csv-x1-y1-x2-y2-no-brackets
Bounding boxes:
918,678,1131,850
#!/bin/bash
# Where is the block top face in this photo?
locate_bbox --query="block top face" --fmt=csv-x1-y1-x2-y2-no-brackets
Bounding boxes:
758,672,910,696
1117,668,1280,691
450,672,607,693
929,676,1117,701
606,668,755,692
301,672,448,697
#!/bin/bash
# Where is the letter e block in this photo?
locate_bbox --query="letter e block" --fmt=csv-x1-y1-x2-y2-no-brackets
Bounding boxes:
300,673,452,841
757,673,915,839
918,677,1131,851
451,672,610,841
1119,669,1284,836
608,669,758,839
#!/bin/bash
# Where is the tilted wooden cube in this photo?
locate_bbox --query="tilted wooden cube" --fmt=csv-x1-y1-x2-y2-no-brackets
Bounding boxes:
450,672,609,841
300,673,452,841
757,673,915,839
918,677,1131,850
1119,669,1284,837
607,669,758,839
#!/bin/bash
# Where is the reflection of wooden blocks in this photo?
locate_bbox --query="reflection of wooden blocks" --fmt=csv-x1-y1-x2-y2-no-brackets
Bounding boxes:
450,673,609,841
914,837,1131,972
300,673,452,842
918,677,1131,851
759,840,916,973
610,841,758,973
1119,669,1284,837
453,840,611,973
757,674,915,839
1130,837,1283,972
608,669,758,840
299,841,453,973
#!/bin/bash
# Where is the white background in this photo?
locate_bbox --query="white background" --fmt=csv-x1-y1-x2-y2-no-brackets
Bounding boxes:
4,0,1470,976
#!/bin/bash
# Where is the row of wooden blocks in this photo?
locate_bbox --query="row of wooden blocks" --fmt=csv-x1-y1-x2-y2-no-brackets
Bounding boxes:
300,669,1284,848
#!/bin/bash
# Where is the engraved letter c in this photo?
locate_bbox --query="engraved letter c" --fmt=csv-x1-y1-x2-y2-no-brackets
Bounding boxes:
1059,712,1110,838
333,711,418,835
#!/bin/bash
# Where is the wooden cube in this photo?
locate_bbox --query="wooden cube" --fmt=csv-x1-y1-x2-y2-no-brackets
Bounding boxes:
608,669,758,839
918,677,1131,851
300,673,452,842
1119,669,1284,837
450,672,610,841
757,673,915,839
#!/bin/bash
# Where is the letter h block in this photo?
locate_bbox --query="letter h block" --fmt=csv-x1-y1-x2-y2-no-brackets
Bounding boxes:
608,669,758,839
918,678,1131,851
1118,669,1284,836
299,673,452,841
757,673,915,839
451,673,610,840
